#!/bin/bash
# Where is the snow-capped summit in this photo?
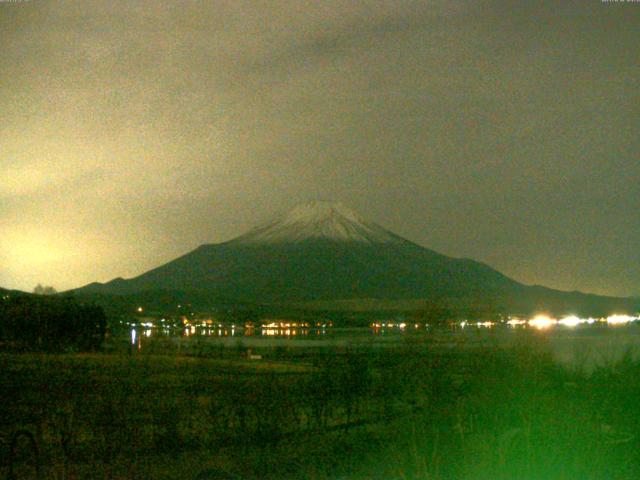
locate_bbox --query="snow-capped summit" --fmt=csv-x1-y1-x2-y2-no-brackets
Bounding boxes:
233,201,402,244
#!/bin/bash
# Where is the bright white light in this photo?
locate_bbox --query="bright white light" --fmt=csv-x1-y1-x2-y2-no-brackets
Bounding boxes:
507,319,526,326
529,315,557,330
130,329,136,345
606,314,635,325
476,321,494,328
558,315,583,327
460,321,467,328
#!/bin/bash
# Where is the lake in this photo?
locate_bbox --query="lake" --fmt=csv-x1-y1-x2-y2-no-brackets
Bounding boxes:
124,319,640,370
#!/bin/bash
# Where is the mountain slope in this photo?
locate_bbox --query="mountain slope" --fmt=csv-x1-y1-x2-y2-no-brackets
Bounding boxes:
74,202,638,315
82,239,518,302
78,201,518,301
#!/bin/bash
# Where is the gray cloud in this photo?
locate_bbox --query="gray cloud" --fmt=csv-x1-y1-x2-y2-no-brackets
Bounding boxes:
1,0,638,296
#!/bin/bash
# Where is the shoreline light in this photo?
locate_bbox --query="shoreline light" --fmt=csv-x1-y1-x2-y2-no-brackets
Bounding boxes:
558,315,583,327
476,321,494,328
529,315,557,330
606,314,636,325
507,318,526,326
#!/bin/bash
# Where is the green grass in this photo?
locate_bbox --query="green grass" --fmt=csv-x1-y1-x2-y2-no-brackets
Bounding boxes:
1,343,639,479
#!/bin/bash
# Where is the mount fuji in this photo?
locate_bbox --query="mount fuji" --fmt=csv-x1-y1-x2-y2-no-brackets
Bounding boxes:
75,201,637,315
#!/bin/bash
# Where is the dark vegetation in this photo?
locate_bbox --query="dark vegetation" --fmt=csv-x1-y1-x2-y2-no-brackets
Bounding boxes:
0,293,106,352
1,341,639,479
32,285,57,296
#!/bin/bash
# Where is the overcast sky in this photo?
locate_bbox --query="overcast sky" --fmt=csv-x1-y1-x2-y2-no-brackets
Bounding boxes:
1,0,638,297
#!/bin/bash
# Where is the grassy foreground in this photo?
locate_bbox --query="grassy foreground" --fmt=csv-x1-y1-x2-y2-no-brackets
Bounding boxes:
1,341,639,479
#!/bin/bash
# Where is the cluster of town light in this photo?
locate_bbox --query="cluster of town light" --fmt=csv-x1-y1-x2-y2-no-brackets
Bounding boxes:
371,314,640,331
129,304,639,340
262,321,312,329
371,322,416,329
261,321,332,336
501,314,639,330
127,310,339,342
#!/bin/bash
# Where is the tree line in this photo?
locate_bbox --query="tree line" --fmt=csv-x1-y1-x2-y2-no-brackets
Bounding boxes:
0,293,107,352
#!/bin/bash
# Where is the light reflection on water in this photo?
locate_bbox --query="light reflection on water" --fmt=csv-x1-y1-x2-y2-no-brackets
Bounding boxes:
126,319,640,370
127,320,640,344
132,325,329,339
128,315,640,342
